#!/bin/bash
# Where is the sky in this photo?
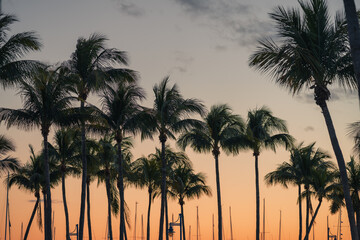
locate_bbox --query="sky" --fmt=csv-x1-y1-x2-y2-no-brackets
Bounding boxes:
0,0,359,239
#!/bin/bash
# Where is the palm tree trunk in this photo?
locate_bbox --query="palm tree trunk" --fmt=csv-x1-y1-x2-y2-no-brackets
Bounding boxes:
79,100,87,240
213,150,222,240
304,199,322,240
319,101,359,239
305,187,310,237
42,131,52,240
43,190,47,240
180,202,186,240
159,135,167,240
87,179,92,240
116,136,126,240
24,195,40,240
105,176,113,240
165,197,169,240
254,154,260,240
61,171,71,240
298,184,302,240
342,0,360,100
147,189,152,240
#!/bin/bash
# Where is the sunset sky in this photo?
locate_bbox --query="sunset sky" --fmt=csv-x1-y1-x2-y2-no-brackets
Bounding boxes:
0,0,359,239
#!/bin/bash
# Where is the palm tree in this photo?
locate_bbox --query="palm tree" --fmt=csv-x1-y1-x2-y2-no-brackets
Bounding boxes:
265,142,332,240
147,77,205,240
0,66,73,239
0,134,18,174
131,156,161,240
304,167,338,240
9,145,42,240
0,13,42,88
177,104,244,240
95,81,146,240
63,33,138,240
342,0,360,99
229,106,293,240
49,128,81,240
168,164,211,240
96,136,119,240
9,145,60,240
248,0,358,237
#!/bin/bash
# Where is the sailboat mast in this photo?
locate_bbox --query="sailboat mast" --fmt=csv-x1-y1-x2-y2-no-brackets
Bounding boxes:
229,207,233,240
141,214,144,240
196,206,199,240
20,222,23,240
263,198,265,240
189,225,191,240
212,214,214,240
134,202,138,240
279,210,281,240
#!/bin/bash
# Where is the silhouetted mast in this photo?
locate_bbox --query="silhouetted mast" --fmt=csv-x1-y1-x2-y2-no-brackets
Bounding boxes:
263,199,265,240
196,206,199,240
134,202,138,240
212,214,214,240
4,172,9,240
141,214,144,240
229,207,233,240
278,211,281,240
189,225,191,240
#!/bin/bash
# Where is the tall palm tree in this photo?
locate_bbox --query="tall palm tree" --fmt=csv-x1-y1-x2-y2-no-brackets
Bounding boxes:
147,77,205,240
177,104,244,240
95,81,146,240
131,155,161,240
63,33,138,240
0,134,18,174
0,13,42,88
248,0,358,237
342,0,360,99
49,128,81,240
0,67,73,240
168,164,212,240
229,106,293,240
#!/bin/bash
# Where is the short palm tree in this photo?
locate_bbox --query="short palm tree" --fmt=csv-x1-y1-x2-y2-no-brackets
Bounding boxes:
348,121,360,157
265,142,332,240
49,128,81,240
148,77,205,240
228,106,293,240
0,13,42,88
96,136,119,240
177,104,244,240
131,155,161,240
62,33,138,240
0,66,73,239
249,0,358,237
168,164,211,240
95,81,146,239
0,134,19,174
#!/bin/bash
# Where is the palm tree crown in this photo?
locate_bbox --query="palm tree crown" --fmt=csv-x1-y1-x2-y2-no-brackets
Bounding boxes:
0,134,18,173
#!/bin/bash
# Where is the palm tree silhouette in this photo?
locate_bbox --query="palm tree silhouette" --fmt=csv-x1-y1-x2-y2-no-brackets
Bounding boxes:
0,13,42,88
9,145,60,240
94,81,146,239
0,67,73,239
249,0,358,237
147,77,205,240
168,163,212,240
49,128,81,240
265,142,332,240
228,106,293,240
0,134,18,174
177,104,244,240
62,33,138,240
131,155,161,240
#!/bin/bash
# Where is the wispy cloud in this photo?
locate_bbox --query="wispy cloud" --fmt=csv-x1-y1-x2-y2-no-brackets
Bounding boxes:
304,126,315,132
172,0,273,46
112,0,145,17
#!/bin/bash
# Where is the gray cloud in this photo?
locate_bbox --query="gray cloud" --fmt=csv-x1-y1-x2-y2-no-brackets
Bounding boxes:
172,0,273,46
295,88,357,104
171,52,194,74
112,0,145,17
